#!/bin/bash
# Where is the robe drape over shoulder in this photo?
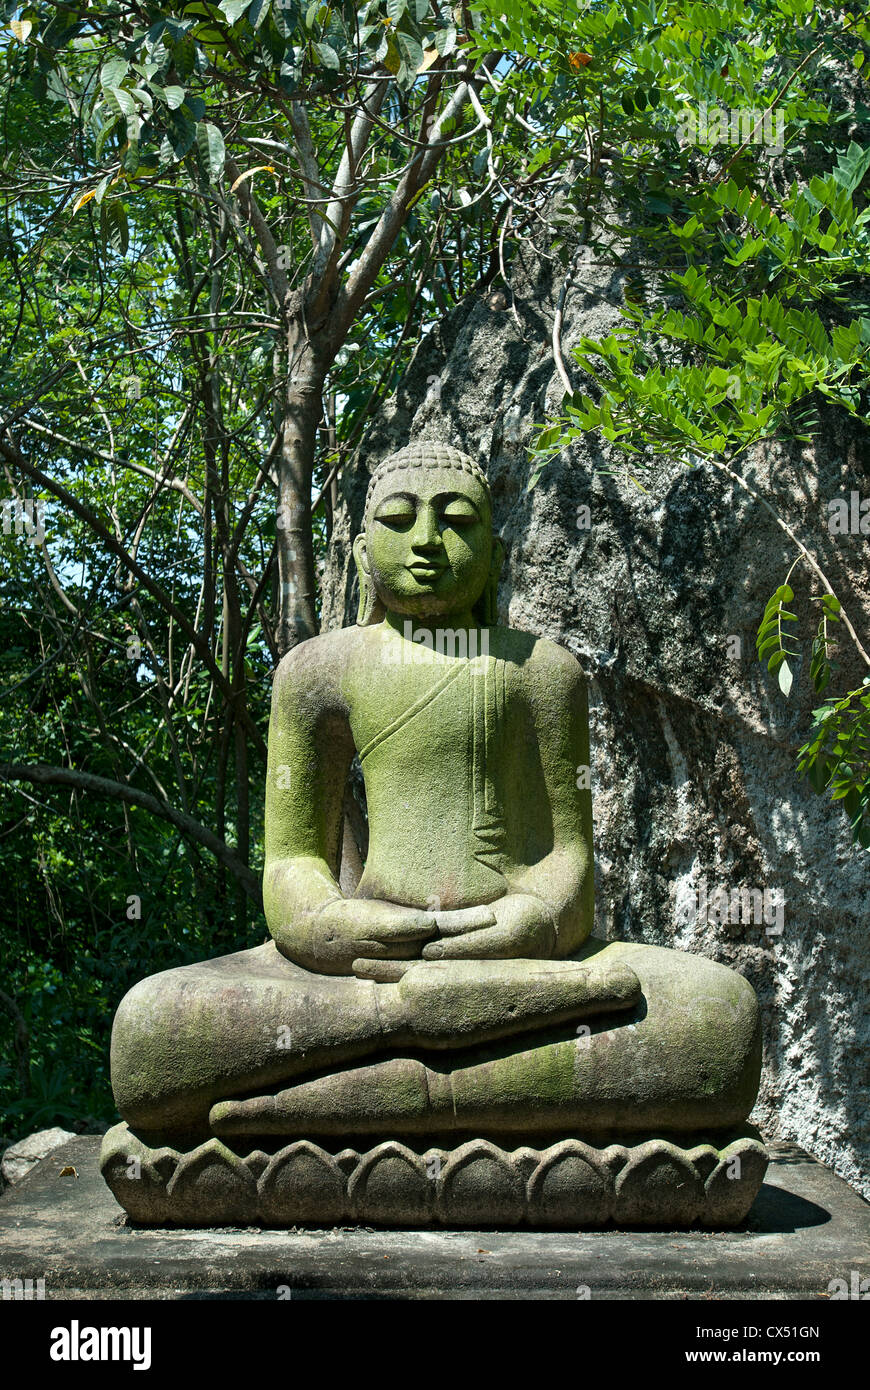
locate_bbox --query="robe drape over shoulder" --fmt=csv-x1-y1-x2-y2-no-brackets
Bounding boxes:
351,647,551,910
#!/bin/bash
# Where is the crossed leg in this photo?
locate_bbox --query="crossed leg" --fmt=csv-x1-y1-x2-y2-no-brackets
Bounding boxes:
111,941,759,1141
209,942,761,1139
110,943,639,1134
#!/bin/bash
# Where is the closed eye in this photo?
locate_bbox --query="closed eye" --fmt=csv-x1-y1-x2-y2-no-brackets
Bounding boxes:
441,504,479,528
374,501,416,528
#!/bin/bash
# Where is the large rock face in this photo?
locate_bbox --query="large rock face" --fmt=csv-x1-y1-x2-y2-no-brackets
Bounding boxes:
323,231,870,1200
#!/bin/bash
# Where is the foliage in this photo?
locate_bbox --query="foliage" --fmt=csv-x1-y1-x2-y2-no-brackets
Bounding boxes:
526,0,870,847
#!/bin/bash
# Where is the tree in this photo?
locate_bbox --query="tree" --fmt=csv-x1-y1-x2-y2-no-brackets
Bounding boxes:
1,0,594,647
520,0,870,845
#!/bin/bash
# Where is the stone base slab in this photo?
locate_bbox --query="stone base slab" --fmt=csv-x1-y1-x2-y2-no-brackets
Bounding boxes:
101,1123,768,1229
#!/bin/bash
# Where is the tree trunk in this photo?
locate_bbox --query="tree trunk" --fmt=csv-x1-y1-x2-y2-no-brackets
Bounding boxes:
275,331,327,654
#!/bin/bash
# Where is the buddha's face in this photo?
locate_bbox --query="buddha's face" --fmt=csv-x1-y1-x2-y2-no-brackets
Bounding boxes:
360,466,494,619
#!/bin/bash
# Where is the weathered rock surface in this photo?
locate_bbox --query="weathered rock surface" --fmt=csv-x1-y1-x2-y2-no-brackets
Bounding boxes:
2,1126,78,1185
323,228,870,1200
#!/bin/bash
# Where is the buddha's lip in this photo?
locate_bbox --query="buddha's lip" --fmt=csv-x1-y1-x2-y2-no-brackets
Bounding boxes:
406,561,446,577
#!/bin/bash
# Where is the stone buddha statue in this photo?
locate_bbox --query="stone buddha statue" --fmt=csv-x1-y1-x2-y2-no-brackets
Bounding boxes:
101,442,768,1228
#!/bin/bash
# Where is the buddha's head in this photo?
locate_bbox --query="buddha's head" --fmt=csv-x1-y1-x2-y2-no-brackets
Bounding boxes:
353,442,504,626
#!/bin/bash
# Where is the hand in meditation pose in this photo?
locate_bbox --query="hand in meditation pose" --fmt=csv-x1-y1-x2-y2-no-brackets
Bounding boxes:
110,443,761,1145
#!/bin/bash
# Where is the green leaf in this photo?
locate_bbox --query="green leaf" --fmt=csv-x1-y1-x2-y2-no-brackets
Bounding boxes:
757,634,782,659
95,117,121,161
219,0,251,21
398,33,424,76
248,0,271,28
196,122,226,182
535,425,563,452
100,199,129,257
104,86,136,117
382,33,402,74
273,0,299,39
123,137,140,175
173,33,197,79
312,41,340,70
184,95,207,121
100,58,130,89
434,24,456,56
833,140,870,193
777,659,794,696
166,111,197,160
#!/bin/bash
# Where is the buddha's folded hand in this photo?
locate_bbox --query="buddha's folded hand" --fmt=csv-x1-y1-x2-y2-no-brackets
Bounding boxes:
278,897,437,976
421,891,557,961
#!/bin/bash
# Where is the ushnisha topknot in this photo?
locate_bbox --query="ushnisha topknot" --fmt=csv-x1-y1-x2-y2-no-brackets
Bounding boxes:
364,441,491,518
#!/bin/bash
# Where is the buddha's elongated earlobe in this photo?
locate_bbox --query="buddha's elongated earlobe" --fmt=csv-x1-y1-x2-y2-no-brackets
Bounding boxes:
475,535,505,626
353,532,385,626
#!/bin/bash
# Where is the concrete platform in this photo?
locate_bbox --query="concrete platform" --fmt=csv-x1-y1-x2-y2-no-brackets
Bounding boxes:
0,1135,868,1299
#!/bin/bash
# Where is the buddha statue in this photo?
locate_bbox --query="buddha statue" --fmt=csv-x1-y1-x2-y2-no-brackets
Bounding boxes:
101,442,768,1228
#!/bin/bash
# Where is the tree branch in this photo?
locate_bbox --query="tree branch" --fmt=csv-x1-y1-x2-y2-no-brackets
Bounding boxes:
224,155,290,314
308,80,386,314
0,433,267,761
288,101,328,250
330,59,496,344
0,764,263,909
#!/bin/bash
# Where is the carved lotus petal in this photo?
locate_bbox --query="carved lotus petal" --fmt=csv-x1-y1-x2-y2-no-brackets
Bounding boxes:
258,1141,346,1224
614,1141,704,1227
165,1139,257,1225
527,1140,612,1228
99,1122,178,1224
438,1140,525,1227
685,1144,720,1182
702,1139,769,1228
348,1142,432,1226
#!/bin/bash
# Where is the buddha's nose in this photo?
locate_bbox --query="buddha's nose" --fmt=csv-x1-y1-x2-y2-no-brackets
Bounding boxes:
409,504,441,551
